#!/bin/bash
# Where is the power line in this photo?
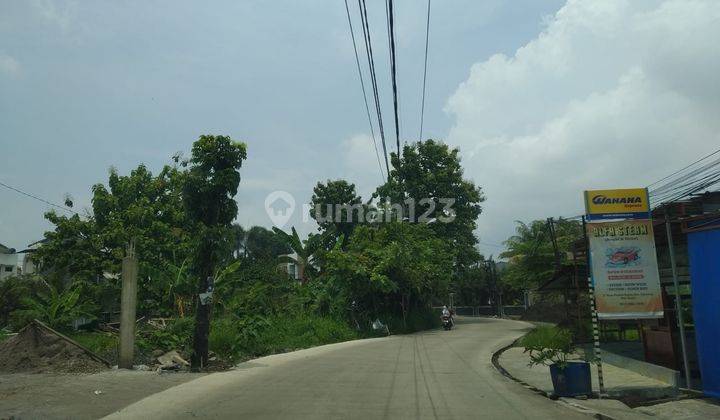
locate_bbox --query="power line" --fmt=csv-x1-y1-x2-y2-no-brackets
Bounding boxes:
647,146,720,188
419,0,431,142
358,0,390,176
387,0,401,158
650,157,720,197
649,154,720,207
344,0,385,181
651,158,720,195
0,180,77,215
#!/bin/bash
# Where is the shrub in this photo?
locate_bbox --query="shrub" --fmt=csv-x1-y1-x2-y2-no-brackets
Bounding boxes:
0,328,11,342
9,282,96,332
250,314,357,355
1,276,35,329
208,313,358,361
139,317,195,353
520,325,576,368
208,317,240,360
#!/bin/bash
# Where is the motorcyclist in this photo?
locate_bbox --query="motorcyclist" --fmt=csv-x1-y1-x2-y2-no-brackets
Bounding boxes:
441,305,454,328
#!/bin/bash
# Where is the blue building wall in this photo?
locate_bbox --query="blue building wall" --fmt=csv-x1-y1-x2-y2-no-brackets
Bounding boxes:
688,227,720,398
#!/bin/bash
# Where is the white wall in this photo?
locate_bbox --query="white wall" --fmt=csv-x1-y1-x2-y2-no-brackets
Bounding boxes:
0,253,19,280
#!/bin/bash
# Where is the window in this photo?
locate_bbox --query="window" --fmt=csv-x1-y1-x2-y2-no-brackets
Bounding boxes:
4,266,12,272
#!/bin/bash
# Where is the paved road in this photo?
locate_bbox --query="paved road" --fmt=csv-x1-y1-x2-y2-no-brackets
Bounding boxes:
106,317,589,419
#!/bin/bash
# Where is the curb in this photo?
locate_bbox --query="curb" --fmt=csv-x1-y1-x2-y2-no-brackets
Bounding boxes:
490,336,617,420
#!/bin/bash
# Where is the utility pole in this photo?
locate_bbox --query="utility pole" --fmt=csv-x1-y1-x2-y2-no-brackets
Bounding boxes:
119,242,138,369
664,210,692,389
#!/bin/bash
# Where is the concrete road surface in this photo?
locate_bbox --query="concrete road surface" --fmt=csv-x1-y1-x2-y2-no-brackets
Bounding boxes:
105,317,589,419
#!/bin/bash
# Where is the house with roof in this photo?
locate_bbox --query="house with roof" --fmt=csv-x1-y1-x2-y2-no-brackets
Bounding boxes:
0,243,19,281
18,239,46,275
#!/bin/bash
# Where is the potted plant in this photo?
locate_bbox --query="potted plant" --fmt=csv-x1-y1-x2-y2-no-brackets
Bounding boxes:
521,325,593,397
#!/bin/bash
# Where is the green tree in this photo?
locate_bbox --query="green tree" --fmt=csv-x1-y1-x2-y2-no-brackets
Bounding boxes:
232,225,290,261
452,262,491,306
376,140,484,267
309,179,363,247
182,135,247,369
323,222,453,328
500,219,582,291
35,163,192,315
34,212,106,286
375,140,485,309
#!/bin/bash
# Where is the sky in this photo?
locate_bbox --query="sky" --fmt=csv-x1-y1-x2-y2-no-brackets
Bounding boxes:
1,0,718,258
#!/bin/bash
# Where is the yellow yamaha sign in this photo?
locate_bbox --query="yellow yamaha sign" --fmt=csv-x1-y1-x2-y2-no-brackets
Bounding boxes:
584,188,650,220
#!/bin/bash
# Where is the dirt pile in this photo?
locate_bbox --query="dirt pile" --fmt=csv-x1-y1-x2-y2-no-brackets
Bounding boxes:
0,322,109,374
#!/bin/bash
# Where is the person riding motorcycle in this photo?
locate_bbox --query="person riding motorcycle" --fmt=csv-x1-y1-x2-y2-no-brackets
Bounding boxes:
441,305,454,328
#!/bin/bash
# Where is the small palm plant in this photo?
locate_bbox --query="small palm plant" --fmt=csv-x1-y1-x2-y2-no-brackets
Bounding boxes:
520,326,576,368
521,325,595,397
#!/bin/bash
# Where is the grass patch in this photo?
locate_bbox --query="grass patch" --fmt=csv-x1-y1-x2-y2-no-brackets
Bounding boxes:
209,313,359,361
66,331,118,358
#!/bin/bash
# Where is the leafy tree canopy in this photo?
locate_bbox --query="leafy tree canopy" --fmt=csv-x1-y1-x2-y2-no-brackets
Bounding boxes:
231,225,291,261
375,139,485,267
310,179,363,246
322,222,454,323
500,218,583,291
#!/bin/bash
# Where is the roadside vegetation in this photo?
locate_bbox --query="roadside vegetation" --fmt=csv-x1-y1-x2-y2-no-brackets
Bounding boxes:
0,136,492,369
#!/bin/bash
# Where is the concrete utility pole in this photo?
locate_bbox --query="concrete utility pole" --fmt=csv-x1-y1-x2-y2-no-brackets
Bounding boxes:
119,242,138,369
664,211,692,389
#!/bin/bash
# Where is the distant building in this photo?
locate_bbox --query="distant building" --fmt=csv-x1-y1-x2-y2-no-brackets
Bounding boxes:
279,252,301,281
19,239,46,275
0,243,19,281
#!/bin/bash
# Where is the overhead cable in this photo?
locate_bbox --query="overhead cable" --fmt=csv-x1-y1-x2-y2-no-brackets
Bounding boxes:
343,0,386,181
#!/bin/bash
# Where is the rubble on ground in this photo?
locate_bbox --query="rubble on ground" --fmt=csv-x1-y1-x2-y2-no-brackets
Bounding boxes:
156,350,190,370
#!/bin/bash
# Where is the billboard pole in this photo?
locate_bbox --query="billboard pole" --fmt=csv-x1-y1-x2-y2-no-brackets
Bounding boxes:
664,210,692,389
583,216,606,397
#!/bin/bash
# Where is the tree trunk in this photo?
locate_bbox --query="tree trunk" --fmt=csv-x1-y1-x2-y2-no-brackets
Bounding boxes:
298,259,306,285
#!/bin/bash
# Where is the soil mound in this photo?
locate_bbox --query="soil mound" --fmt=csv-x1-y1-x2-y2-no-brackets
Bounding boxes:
0,322,109,374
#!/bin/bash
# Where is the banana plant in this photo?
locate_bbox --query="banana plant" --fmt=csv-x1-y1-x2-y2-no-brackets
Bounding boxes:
19,283,95,330
272,226,323,284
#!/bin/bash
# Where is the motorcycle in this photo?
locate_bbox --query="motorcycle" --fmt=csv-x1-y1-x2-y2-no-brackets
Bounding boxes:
441,314,453,330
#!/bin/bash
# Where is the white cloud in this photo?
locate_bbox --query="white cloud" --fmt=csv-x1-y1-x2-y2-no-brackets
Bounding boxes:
445,0,720,256
0,53,20,75
340,133,387,198
32,0,76,31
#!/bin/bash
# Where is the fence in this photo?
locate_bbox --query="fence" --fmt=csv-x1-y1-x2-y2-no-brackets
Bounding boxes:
434,305,526,317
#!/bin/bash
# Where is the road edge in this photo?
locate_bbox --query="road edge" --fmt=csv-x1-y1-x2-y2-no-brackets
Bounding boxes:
101,335,393,419
490,330,618,420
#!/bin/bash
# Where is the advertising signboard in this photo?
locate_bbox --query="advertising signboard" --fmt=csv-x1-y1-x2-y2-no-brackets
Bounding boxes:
584,188,650,220
587,219,663,319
